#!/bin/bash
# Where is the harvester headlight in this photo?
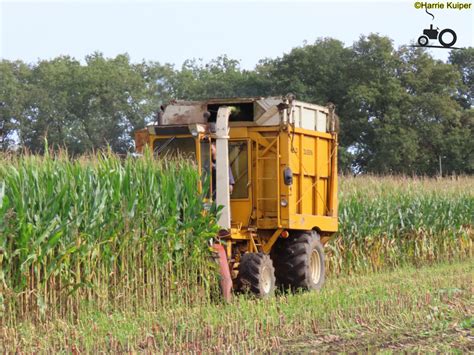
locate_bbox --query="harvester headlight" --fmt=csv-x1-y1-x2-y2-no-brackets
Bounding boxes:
280,198,288,207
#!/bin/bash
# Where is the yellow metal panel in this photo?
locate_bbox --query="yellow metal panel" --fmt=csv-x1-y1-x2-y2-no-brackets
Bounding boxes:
148,125,338,233
317,138,329,177
302,176,314,215
302,135,316,176
328,134,338,217
231,200,251,228
229,127,249,138
292,174,300,215
294,127,333,139
279,133,290,223
285,128,338,231
316,178,327,215
289,135,300,174
289,214,338,232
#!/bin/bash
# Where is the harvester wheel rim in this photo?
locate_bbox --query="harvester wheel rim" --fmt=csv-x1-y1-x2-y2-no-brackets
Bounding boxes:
261,265,273,294
310,249,321,284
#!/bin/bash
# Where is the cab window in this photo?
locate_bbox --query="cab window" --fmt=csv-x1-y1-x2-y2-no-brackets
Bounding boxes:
153,137,196,159
229,141,249,199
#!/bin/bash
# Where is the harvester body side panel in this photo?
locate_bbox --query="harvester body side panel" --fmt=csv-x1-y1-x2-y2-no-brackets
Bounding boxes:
228,125,337,235
286,127,338,233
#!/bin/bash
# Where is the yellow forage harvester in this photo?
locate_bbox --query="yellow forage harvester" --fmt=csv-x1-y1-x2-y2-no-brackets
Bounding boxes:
135,95,339,298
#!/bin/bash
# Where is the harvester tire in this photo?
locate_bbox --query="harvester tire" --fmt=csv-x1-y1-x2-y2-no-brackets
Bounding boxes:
237,252,276,298
271,231,325,291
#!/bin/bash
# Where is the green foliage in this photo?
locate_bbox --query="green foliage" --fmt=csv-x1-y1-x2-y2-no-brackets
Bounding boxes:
256,38,351,105
328,176,474,274
257,37,472,175
449,47,474,108
1,54,156,154
169,55,266,99
0,152,219,322
0,39,473,173
0,60,31,150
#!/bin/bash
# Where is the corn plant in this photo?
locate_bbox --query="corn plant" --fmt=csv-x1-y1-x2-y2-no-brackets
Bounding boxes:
326,175,474,274
0,150,219,324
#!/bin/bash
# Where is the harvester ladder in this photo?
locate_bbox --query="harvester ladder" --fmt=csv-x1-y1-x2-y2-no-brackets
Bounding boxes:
255,136,280,226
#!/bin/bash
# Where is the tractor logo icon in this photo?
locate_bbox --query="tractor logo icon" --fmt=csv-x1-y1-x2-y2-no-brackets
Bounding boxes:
417,24,457,48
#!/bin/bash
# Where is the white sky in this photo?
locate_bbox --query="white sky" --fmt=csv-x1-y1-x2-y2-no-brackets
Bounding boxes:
1,0,473,68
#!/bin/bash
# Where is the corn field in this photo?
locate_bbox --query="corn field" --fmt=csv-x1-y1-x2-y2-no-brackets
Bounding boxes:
0,152,220,325
0,153,473,325
327,176,473,274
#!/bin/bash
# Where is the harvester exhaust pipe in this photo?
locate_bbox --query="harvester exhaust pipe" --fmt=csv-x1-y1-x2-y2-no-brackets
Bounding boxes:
215,106,232,229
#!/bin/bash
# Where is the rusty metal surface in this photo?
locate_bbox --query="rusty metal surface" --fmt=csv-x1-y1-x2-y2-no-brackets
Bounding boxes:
157,97,332,132
212,243,232,301
161,102,207,125
134,128,149,153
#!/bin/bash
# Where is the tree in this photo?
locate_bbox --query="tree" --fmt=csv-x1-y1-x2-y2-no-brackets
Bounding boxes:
8,53,158,154
0,60,31,150
167,55,267,100
73,52,155,153
0,40,471,174
343,35,408,173
17,56,82,153
398,46,470,175
449,47,474,109
255,38,351,104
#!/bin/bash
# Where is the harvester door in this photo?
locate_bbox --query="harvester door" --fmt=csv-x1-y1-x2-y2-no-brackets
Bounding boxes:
228,140,252,228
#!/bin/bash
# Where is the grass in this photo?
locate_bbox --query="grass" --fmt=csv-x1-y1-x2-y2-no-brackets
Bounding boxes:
1,260,472,352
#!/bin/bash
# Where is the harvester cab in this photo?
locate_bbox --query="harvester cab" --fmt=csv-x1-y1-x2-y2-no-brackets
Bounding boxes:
135,96,339,299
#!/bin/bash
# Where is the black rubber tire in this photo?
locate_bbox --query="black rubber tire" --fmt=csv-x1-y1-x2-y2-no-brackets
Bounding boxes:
237,252,276,298
439,29,457,47
271,230,325,291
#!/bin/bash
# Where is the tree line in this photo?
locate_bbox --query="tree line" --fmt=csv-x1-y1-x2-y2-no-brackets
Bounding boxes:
1,34,473,174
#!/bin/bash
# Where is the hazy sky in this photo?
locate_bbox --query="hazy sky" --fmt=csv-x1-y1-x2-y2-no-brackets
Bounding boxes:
1,0,473,68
